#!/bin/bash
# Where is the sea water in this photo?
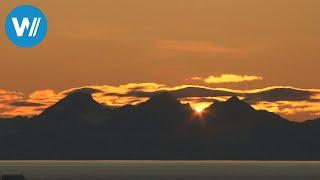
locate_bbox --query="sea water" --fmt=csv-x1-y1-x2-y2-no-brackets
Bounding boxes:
1,160,320,180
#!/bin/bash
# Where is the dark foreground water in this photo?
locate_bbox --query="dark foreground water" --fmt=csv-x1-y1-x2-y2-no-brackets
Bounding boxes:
1,161,320,180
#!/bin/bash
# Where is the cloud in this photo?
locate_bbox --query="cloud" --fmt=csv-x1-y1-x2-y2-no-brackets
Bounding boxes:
100,85,320,121
1,84,320,121
158,40,246,56
0,89,23,101
60,83,166,96
244,88,315,104
63,88,104,96
193,74,263,84
190,77,203,81
110,86,237,98
0,89,60,118
252,101,320,122
29,89,57,100
1,106,43,118
9,101,45,107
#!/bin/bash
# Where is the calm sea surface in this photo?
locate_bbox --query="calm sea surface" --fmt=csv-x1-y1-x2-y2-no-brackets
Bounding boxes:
1,161,320,180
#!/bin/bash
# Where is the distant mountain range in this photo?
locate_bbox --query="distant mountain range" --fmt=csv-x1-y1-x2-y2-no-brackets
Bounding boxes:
0,91,320,160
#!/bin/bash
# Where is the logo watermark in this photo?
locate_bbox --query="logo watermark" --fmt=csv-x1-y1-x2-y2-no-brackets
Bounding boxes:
5,5,48,48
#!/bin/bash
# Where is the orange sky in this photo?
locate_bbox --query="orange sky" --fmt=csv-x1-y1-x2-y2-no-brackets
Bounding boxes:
0,1,319,121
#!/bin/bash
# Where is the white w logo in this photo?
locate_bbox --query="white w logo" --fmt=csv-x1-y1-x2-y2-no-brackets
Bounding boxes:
12,17,41,37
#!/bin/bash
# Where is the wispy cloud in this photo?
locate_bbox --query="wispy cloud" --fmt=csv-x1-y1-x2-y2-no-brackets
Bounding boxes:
252,100,320,121
190,74,263,84
29,89,57,101
158,40,246,56
0,89,61,118
9,101,45,107
0,89,23,101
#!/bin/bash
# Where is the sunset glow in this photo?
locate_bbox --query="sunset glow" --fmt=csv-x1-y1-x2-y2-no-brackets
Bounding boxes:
187,101,212,113
194,106,205,113
1,84,319,121
0,1,319,122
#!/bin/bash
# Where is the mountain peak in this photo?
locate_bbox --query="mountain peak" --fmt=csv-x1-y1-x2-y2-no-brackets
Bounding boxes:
62,91,93,102
38,91,105,119
146,92,179,104
138,92,191,112
205,96,255,117
52,91,102,110
226,95,241,103
224,96,253,109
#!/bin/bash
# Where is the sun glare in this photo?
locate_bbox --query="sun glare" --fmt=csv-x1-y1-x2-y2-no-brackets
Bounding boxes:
195,107,204,113
193,103,211,113
180,101,212,114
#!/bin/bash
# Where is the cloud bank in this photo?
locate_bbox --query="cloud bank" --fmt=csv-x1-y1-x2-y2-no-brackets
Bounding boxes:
0,84,319,122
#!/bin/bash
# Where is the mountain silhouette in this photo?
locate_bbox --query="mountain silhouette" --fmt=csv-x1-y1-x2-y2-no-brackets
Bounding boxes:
39,91,108,119
37,91,111,128
204,96,254,119
135,92,193,118
0,92,320,160
139,92,186,109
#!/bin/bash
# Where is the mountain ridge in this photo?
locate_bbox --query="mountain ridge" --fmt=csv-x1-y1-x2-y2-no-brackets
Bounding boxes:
0,91,320,160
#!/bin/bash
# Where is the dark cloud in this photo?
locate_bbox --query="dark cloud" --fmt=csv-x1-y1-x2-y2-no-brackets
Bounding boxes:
64,88,104,95
105,87,238,98
170,87,239,98
10,101,45,107
105,91,167,98
105,86,318,104
244,88,316,104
